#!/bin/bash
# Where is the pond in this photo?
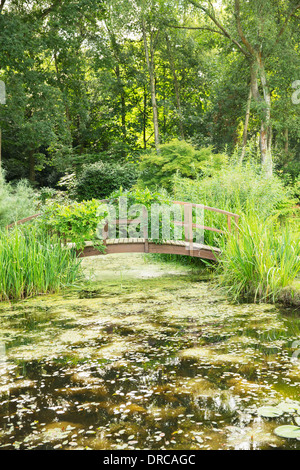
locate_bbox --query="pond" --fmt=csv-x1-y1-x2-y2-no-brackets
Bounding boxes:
0,253,300,450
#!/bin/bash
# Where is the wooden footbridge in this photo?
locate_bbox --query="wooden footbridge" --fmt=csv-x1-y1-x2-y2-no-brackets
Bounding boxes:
8,201,239,262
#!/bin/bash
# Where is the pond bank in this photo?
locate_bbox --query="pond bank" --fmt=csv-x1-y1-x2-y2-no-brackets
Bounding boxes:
0,253,299,450
278,281,300,309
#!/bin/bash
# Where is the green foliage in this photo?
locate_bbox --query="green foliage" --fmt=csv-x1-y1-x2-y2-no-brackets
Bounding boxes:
216,217,300,304
293,177,300,203
73,161,139,201
37,187,72,206
1,1,300,184
0,169,38,228
40,199,108,250
172,163,297,247
107,187,173,240
108,186,171,209
0,225,82,301
173,164,296,219
138,140,227,190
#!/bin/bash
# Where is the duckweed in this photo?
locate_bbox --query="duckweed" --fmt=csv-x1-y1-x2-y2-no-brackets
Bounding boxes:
0,254,299,450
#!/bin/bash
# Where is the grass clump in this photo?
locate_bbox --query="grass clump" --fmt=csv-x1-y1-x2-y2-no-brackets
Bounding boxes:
0,226,82,301
216,217,300,304
173,164,295,219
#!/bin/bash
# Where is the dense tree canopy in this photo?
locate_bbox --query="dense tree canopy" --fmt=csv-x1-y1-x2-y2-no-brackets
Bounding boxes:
0,0,299,185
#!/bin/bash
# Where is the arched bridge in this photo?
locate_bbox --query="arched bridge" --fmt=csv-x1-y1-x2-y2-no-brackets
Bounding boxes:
8,201,240,262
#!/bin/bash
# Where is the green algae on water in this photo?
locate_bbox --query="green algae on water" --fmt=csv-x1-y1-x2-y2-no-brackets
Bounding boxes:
0,254,299,450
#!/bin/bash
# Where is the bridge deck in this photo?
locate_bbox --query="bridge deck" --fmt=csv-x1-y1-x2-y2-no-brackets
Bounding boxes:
78,239,221,261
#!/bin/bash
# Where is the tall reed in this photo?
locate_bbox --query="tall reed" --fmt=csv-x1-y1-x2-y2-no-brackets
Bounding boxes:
216,217,300,303
0,226,82,301
172,166,296,247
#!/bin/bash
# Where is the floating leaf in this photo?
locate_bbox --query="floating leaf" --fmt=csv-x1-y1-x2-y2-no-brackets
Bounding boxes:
274,425,300,439
277,403,300,414
257,406,283,418
295,417,300,426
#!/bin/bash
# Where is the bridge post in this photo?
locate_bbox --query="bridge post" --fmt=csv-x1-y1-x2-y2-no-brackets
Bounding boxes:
184,204,193,255
227,215,232,233
102,222,109,247
143,206,149,253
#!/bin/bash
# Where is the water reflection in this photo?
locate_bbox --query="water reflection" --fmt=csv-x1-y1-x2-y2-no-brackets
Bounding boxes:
0,254,299,450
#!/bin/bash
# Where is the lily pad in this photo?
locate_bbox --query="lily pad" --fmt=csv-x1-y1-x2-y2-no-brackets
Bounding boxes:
277,402,300,414
295,417,300,426
257,406,283,418
274,425,300,439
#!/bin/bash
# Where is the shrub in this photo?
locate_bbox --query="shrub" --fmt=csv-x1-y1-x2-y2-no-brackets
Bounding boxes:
38,186,73,205
0,226,82,301
138,139,228,190
106,187,173,240
40,199,108,250
0,170,38,228
73,161,139,201
108,186,171,209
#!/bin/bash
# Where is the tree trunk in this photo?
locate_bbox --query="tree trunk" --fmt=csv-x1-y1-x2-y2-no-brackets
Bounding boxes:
142,20,160,153
143,86,147,150
258,57,273,177
54,51,72,133
240,86,252,163
259,121,272,177
0,0,7,13
104,22,127,156
165,34,185,139
186,0,300,177
250,59,273,177
115,64,127,156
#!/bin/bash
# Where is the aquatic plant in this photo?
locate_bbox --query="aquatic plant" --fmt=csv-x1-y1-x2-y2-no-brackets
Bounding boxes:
216,217,300,303
257,406,284,418
1,254,300,450
274,426,300,439
0,226,82,301
256,402,300,441
257,402,300,418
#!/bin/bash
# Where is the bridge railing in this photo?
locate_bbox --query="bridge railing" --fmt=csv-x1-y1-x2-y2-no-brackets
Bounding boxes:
6,201,240,249
102,201,240,247
173,201,239,242
6,213,42,230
